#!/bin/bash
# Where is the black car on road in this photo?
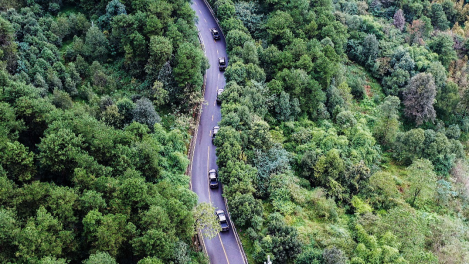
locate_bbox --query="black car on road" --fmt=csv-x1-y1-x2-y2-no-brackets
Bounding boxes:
218,57,226,71
216,88,224,104
210,28,220,40
212,126,219,144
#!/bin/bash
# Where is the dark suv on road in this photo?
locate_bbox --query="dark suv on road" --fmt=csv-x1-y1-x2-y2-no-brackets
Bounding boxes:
210,28,220,40
216,88,224,104
209,169,219,189
212,126,219,144
218,57,226,71
216,210,229,232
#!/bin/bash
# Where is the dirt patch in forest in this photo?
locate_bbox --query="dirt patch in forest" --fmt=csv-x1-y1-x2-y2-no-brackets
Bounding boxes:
364,84,373,97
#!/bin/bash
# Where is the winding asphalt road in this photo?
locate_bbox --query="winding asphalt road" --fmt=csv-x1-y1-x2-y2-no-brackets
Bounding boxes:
190,1,246,264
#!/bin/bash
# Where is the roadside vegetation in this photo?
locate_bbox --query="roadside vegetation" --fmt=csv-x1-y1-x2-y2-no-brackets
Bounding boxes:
0,0,209,263
209,0,469,263
2,0,469,263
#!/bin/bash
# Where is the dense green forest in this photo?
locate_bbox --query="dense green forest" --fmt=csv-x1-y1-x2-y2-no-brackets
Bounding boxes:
2,0,469,263
0,0,209,263
209,0,469,263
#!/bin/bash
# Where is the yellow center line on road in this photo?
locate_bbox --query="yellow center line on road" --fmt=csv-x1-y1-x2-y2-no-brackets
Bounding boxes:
212,115,214,121
199,9,202,13
210,130,212,137
214,101,216,106
204,18,207,22
218,234,230,264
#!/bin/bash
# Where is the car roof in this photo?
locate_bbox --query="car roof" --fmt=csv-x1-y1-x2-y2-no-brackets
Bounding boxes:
209,170,217,179
216,210,226,221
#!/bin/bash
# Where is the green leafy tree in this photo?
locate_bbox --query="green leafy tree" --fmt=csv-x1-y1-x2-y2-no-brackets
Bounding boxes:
83,210,128,257
229,193,263,227
38,128,86,178
193,203,221,239
132,97,161,130
436,81,460,119
84,26,109,62
431,4,449,31
83,251,117,264
405,159,437,206
145,36,173,80
429,34,457,68
173,42,205,89
0,141,35,182
14,206,74,262
374,96,400,145
242,41,259,64
267,213,302,262
362,34,379,66
0,208,18,261
0,17,17,73
265,10,294,47
216,0,236,22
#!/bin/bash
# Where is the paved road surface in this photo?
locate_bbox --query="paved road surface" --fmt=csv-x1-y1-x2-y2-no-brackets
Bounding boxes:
190,1,246,264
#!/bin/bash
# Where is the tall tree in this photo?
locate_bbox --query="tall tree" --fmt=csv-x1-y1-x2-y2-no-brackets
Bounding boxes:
403,73,437,125
393,9,405,31
145,36,173,80
431,4,449,31
374,96,400,145
84,26,109,62
405,159,437,206
173,42,205,89
192,203,221,239
132,97,161,130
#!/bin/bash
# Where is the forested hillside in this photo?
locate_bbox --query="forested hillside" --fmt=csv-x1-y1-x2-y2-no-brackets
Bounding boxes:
2,0,469,263
0,0,209,263
208,0,469,263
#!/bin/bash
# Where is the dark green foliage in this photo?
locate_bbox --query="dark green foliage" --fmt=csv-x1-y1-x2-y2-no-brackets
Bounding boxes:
173,42,206,89
0,1,207,263
431,4,449,31
0,16,17,73
429,34,457,69
84,26,109,62
2,0,469,263
267,213,302,262
83,251,117,264
132,97,161,130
